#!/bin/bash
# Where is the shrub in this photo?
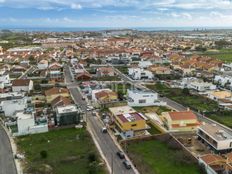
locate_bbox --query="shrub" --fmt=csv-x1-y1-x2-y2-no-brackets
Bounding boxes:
88,152,96,163
40,150,48,159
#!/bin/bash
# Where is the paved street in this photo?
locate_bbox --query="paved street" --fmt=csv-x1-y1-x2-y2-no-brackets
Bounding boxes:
19,66,35,79
65,65,135,174
0,125,17,174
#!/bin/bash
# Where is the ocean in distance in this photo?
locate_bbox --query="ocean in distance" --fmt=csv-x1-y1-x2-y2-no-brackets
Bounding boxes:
1,26,232,32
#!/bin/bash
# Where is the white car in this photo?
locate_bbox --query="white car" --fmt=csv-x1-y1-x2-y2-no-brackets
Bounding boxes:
87,105,94,111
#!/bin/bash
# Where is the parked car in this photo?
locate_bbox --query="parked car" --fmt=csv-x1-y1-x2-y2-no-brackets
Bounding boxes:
101,127,107,133
116,151,125,159
123,160,132,169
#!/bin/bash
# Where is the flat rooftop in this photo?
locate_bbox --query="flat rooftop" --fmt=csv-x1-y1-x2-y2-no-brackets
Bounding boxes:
16,112,33,120
128,89,155,94
109,105,136,116
117,112,145,123
0,92,24,99
199,122,232,141
57,105,79,114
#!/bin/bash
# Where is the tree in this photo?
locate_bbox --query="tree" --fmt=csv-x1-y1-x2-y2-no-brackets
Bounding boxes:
40,150,48,159
88,152,96,163
182,88,190,95
117,91,124,101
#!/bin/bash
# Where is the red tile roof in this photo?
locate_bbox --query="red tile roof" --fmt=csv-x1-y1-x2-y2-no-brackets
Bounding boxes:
201,154,224,165
168,111,197,121
45,87,69,96
12,79,31,86
51,96,72,108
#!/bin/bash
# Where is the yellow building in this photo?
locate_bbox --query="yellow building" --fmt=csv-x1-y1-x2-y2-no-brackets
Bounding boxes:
162,111,200,132
109,106,147,139
45,87,70,103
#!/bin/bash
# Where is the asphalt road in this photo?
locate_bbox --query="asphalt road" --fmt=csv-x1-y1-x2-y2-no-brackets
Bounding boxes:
19,66,35,79
65,65,135,174
0,125,17,174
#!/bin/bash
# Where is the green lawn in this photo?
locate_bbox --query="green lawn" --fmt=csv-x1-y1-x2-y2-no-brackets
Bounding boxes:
16,128,106,174
109,83,132,95
147,123,161,135
204,53,232,62
127,140,203,174
208,111,232,128
201,49,232,62
116,66,128,75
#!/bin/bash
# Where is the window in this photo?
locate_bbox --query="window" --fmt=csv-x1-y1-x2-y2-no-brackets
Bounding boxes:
143,95,150,97
230,142,232,147
139,99,146,103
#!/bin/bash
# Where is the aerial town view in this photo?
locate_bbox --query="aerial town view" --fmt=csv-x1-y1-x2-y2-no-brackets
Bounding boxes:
1,1,232,174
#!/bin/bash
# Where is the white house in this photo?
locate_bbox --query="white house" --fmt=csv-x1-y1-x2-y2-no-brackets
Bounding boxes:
0,98,27,117
179,77,216,92
197,122,232,152
220,63,232,72
189,81,216,92
214,75,232,87
128,68,154,80
16,111,48,136
138,60,152,69
12,79,33,92
127,89,166,107
37,59,48,70
0,73,11,88
0,92,25,101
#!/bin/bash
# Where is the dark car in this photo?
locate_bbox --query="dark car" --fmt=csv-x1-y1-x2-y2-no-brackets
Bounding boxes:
123,160,132,169
116,151,125,159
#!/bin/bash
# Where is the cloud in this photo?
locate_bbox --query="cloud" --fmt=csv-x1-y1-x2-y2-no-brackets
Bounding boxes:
1,0,232,28
70,3,82,10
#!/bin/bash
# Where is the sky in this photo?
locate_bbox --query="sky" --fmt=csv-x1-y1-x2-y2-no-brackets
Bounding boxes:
1,0,232,28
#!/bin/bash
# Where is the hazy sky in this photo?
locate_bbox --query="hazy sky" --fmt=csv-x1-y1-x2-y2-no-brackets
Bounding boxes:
1,0,232,28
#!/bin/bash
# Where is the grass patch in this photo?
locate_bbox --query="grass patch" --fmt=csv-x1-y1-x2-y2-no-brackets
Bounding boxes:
207,111,232,128
147,123,161,135
116,66,128,75
127,139,203,174
9,124,18,133
204,53,232,63
109,83,132,95
16,128,106,174
201,48,232,63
